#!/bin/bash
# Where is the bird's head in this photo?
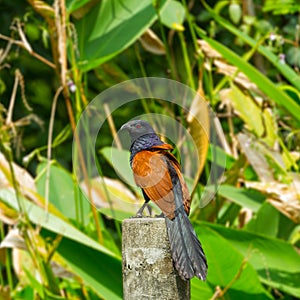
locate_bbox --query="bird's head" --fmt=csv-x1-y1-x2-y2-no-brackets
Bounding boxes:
121,120,156,143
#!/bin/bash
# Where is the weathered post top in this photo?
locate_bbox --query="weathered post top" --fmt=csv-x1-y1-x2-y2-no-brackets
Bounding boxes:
122,218,190,300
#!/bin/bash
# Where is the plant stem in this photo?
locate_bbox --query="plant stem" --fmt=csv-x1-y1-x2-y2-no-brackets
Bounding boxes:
178,31,195,89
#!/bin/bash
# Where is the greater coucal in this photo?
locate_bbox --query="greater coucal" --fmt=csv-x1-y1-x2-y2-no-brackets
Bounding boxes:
121,120,207,281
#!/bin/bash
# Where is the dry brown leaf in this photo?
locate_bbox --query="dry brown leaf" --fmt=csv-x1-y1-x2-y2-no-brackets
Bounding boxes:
0,202,18,224
197,39,222,59
0,228,27,250
214,60,263,95
0,152,36,192
237,133,286,182
0,151,48,209
139,29,166,55
198,39,263,95
245,174,300,223
187,87,210,194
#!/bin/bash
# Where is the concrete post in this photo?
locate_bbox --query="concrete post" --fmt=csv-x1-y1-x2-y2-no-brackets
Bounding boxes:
122,218,190,300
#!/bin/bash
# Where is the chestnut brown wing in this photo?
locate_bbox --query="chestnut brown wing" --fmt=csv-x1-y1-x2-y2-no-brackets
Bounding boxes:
150,144,191,215
132,150,176,219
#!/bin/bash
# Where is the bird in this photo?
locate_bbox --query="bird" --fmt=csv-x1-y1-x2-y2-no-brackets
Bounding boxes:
121,119,207,281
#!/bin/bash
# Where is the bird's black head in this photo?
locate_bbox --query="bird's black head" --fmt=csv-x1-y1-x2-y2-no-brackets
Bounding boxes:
121,120,156,143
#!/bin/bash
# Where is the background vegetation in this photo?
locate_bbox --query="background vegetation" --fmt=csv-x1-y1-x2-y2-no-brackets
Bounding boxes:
0,0,300,299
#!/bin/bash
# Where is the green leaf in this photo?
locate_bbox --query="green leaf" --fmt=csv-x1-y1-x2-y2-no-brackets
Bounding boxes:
286,46,300,68
263,0,300,14
194,224,273,299
101,147,133,186
23,268,45,298
246,202,280,237
200,222,300,297
0,189,122,299
223,84,277,147
217,185,265,212
191,278,214,299
197,32,300,123
226,84,264,137
99,208,133,222
200,4,300,92
66,0,91,13
44,230,122,300
75,0,167,71
160,0,185,30
36,162,90,226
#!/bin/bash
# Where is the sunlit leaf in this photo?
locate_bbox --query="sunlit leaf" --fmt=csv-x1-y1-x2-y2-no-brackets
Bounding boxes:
246,202,280,237
0,188,122,299
220,85,264,137
217,184,265,212
199,222,300,297
36,162,90,225
194,223,273,299
75,0,168,71
187,91,210,194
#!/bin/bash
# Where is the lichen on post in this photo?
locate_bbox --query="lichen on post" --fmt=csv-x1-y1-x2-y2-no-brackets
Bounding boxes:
122,218,190,300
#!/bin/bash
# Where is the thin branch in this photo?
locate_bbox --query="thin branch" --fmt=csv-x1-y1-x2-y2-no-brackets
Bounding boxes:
45,86,63,213
0,33,56,69
104,103,122,149
6,70,19,126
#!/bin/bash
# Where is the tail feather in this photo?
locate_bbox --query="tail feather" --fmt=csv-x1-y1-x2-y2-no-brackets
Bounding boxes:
165,158,208,281
165,209,207,280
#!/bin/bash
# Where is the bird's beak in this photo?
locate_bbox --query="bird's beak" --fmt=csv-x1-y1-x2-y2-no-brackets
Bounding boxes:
121,122,130,131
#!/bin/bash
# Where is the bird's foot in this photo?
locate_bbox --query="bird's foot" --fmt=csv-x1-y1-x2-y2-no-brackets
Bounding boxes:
132,212,144,218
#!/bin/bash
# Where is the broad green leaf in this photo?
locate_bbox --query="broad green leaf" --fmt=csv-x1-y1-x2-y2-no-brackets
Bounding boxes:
101,147,133,187
0,189,118,257
44,230,122,300
36,162,90,226
287,46,300,68
200,222,300,297
217,185,265,212
246,202,280,237
0,189,122,299
197,33,300,123
194,224,273,299
75,0,167,71
191,278,214,299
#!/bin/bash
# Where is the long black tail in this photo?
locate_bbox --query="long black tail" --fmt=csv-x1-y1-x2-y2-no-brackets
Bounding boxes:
165,161,208,281
165,209,207,280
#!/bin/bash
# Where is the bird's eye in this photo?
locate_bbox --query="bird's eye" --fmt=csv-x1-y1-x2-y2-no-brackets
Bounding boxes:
136,124,141,128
